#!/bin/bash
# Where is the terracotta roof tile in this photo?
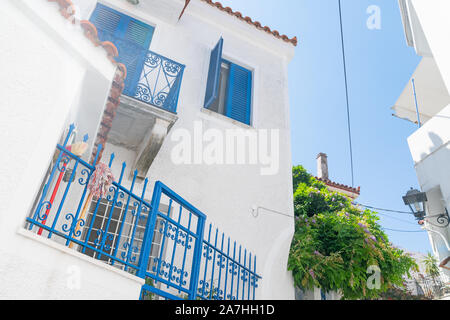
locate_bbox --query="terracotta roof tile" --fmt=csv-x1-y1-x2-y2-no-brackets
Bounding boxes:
201,0,298,46
315,177,361,195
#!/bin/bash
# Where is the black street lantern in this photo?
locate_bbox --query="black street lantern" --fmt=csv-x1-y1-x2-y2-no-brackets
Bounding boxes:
402,188,427,221
402,188,450,228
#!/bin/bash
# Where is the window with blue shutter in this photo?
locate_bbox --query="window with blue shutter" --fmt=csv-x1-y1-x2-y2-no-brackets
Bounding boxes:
204,38,252,125
89,3,155,96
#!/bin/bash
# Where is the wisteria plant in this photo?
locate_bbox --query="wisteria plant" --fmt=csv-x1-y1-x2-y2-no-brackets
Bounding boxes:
288,166,418,300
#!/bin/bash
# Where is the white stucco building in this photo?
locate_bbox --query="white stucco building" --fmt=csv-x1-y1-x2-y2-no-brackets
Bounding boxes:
0,0,297,299
394,0,450,281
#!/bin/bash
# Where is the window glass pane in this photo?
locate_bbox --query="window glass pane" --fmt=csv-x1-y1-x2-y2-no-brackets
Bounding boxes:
79,198,168,274
209,61,230,115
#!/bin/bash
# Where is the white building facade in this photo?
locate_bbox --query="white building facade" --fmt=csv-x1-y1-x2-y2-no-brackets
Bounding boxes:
395,0,450,280
0,0,297,299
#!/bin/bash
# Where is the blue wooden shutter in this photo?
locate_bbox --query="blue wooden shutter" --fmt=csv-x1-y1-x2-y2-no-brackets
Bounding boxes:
225,64,252,125
204,38,224,109
90,3,154,96
90,3,154,49
89,3,122,34
123,19,154,48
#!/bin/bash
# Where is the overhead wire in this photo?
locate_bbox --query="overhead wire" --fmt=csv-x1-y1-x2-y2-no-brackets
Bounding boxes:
336,3,426,236
355,203,422,228
376,212,420,226
338,0,355,187
382,227,426,233
356,202,412,215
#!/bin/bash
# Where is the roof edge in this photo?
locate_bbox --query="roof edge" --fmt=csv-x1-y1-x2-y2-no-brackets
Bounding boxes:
315,176,361,195
200,0,298,47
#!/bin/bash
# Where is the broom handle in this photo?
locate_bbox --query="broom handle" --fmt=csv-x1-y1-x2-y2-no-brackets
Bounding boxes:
69,192,93,249
38,160,68,235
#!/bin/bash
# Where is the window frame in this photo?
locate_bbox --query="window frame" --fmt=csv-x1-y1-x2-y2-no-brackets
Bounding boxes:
205,55,254,126
79,198,171,276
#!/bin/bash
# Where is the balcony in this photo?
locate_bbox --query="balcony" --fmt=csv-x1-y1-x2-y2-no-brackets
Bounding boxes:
25,125,261,300
97,28,185,114
94,27,184,178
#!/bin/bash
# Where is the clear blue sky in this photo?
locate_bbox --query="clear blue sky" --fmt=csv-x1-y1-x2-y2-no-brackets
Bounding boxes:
219,0,431,254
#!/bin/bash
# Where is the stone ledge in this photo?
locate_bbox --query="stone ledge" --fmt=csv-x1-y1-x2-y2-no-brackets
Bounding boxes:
199,107,254,130
16,228,145,285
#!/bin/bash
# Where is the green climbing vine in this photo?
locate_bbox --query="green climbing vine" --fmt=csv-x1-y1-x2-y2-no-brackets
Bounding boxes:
288,166,418,300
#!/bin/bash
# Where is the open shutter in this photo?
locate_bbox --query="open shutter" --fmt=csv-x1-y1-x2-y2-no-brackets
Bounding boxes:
225,64,252,125
90,3,154,96
204,38,224,109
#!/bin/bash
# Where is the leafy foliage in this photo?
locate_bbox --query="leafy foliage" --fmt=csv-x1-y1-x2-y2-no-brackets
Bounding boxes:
423,252,440,278
288,166,418,300
142,277,155,300
379,287,431,300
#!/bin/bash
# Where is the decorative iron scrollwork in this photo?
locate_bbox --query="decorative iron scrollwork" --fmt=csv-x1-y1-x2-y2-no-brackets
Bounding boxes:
423,209,450,228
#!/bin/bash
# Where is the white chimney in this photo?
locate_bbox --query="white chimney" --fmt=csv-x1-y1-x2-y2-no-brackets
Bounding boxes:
317,153,329,180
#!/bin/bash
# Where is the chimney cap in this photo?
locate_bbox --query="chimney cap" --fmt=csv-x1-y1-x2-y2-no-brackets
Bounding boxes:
317,153,328,159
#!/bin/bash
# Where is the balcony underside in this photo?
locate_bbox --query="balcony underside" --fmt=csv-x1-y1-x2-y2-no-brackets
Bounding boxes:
108,95,178,180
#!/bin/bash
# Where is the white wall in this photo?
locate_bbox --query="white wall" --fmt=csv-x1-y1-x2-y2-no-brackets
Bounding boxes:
0,0,296,299
407,104,450,277
90,0,296,299
0,0,144,299
402,0,450,277
409,0,450,94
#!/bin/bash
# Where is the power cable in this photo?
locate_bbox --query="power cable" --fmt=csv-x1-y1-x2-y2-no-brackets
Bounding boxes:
382,227,426,233
377,212,419,226
356,202,412,215
338,0,355,187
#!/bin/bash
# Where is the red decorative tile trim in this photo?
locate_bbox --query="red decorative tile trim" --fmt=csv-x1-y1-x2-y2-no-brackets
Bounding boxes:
101,41,119,59
201,0,298,46
116,63,127,80
48,0,76,21
80,20,98,42
48,0,127,164
91,68,126,163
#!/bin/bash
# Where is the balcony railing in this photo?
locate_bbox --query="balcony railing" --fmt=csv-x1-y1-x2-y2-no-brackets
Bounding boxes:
26,125,260,300
97,29,185,114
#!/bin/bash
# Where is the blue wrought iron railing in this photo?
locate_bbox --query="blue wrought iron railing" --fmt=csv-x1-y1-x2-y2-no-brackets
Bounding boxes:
97,28,185,114
26,124,260,300
196,224,260,300
27,124,152,274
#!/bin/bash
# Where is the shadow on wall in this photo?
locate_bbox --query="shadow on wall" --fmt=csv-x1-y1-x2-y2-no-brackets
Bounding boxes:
420,132,444,161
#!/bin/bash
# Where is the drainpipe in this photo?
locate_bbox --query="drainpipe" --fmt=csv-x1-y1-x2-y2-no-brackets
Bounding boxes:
412,78,422,128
